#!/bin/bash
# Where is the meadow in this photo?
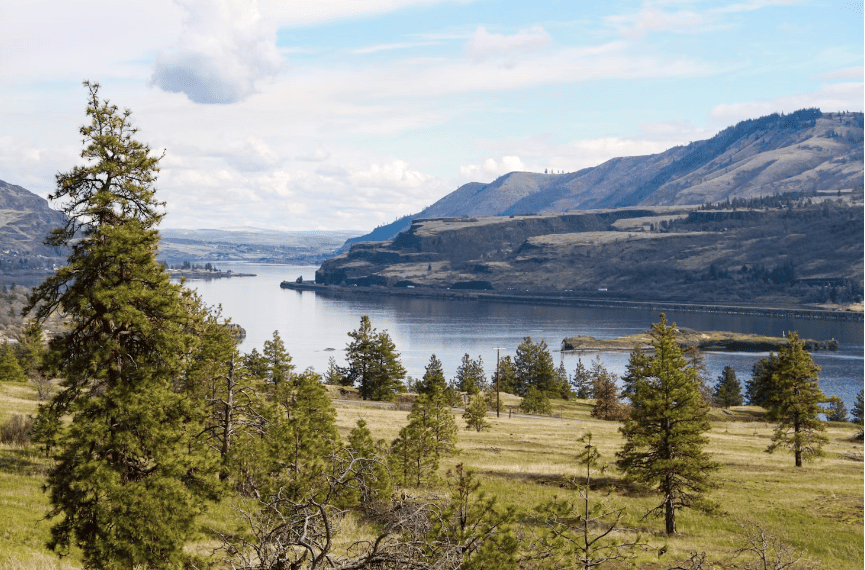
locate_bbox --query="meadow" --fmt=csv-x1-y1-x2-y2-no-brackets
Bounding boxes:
1,381,862,569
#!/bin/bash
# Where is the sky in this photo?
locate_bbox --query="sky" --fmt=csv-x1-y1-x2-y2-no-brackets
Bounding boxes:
1,0,862,232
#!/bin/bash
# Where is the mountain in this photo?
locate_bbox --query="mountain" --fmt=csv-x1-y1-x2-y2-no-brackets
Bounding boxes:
345,109,864,246
0,178,67,260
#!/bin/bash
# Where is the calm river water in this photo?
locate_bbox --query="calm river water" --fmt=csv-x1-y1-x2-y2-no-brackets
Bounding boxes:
181,263,864,409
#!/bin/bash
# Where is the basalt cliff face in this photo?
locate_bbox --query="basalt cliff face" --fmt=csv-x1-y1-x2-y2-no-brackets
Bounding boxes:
317,196,864,308
0,178,67,259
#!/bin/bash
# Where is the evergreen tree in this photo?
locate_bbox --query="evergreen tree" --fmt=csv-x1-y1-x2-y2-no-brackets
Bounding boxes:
824,396,848,422
616,315,718,535
0,343,26,383
263,330,294,390
764,333,828,467
514,337,557,396
25,82,218,568
323,356,343,385
746,353,780,407
556,359,573,400
391,400,439,487
367,329,406,401
520,386,552,415
428,387,459,455
852,389,864,425
346,419,392,503
590,363,625,421
571,358,593,399
344,316,405,401
463,393,491,432
265,369,342,500
15,319,45,379
242,347,269,380
454,353,486,394
429,463,519,570
418,353,447,396
497,355,517,394
713,366,743,408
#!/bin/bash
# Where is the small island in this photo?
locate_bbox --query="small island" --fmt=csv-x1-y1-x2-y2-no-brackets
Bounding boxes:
167,262,255,280
562,328,838,352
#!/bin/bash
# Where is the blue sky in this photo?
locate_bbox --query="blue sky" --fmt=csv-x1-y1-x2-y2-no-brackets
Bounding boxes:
0,0,862,231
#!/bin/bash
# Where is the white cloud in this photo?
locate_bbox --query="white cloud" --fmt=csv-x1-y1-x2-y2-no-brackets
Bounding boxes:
711,81,864,124
459,155,527,181
352,41,443,54
466,26,551,63
260,0,478,29
150,0,281,104
810,66,864,81
606,5,709,38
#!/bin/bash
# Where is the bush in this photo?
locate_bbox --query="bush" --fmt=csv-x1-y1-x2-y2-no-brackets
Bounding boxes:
0,414,35,445
520,387,552,416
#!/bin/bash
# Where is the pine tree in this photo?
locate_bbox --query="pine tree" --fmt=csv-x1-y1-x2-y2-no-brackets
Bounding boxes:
323,356,343,385
590,363,625,421
571,358,593,399
25,82,218,568
497,355,516,394
428,387,459,455
463,393,491,432
616,315,718,535
520,386,552,415
418,353,447,396
556,359,573,400
265,369,342,500
713,365,743,408
852,389,864,425
15,319,45,379
824,396,848,422
242,348,269,380
391,404,439,487
746,353,780,407
263,329,294,390
346,419,392,503
514,337,557,396
367,329,406,401
344,316,405,401
454,353,486,394
429,463,518,570
0,343,26,383
764,333,828,467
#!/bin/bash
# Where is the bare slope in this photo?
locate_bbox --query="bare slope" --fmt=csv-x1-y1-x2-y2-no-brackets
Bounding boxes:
345,110,864,246
0,179,66,259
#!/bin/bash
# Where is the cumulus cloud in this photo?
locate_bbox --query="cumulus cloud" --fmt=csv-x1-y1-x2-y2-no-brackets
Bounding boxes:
466,26,551,64
606,5,709,38
459,155,527,181
150,0,281,104
350,160,436,189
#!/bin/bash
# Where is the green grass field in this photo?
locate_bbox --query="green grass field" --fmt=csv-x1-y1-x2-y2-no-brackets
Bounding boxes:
1,381,862,569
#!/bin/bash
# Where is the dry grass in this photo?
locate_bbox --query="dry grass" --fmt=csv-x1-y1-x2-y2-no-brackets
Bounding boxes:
1,378,861,570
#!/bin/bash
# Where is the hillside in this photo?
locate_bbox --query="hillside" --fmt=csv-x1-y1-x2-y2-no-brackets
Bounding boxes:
0,179,67,275
345,109,864,246
317,191,864,308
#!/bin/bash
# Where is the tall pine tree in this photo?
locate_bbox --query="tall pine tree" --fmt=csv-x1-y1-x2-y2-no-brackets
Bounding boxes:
713,366,743,408
25,82,219,568
764,332,828,467
616,315,718,535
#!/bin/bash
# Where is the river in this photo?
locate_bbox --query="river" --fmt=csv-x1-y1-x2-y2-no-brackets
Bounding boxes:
180,262,864,410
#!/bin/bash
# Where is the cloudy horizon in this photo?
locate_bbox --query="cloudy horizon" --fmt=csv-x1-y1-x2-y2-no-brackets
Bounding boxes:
1,0,862,231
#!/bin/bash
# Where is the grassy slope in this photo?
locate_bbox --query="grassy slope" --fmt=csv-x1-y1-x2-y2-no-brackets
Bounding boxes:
2,382,862,569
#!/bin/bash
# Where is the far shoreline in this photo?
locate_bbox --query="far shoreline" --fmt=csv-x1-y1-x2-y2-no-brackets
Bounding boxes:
279,281,864,323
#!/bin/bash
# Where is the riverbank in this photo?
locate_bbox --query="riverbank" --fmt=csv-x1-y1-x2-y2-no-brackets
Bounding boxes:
280,281,864,322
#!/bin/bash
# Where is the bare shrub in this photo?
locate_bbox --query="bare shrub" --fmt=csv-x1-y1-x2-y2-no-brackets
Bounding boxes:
0,414,35,445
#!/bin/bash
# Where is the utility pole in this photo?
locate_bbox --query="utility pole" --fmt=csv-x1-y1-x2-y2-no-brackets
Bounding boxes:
493,347,506,418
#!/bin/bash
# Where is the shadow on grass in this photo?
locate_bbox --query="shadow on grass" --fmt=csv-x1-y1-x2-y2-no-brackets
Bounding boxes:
0,447,49,476
478,469,654,497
